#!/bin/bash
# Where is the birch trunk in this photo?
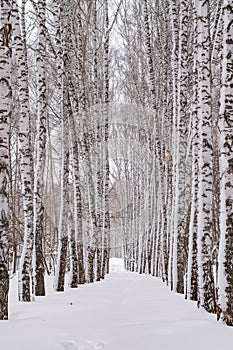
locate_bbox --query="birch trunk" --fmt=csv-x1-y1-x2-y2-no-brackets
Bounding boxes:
101,0,111,278
54,106,69,292
0,0,12,320
195,0,216,313
12,0,34,302
33,0,47,296
169,0,179,291
217,0,233,326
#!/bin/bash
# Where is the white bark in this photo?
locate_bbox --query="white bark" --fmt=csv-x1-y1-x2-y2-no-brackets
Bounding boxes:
217,0,233,326
195,0,216,313
0,0,12,320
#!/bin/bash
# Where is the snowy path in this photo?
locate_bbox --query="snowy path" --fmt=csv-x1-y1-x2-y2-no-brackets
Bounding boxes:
1,260,233,350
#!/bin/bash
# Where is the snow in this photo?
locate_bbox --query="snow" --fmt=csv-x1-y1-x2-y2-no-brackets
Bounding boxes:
1,258,233,350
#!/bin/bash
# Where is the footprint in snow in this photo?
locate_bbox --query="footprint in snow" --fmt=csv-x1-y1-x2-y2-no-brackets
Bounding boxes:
83,341,105,350
61,341,79,350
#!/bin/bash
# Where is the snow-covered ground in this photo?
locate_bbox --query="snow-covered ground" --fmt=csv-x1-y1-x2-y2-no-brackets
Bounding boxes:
1,258,233,350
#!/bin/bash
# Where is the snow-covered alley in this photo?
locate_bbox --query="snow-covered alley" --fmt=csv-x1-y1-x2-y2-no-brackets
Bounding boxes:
0,259,232,350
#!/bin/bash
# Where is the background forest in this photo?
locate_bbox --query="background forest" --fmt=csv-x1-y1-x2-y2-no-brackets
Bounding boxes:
0,0,233,328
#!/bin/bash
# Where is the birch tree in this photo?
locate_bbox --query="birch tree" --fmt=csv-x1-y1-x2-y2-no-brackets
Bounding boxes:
195,0,216,313
101,0,111,278
53,0,69,292
11,0,34,302
33,0,47,296
54,112,69,291
0,0,12,320
217,0,233,326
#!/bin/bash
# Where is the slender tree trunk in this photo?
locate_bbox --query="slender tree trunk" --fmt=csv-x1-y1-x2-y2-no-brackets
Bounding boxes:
195,0,216,313
12,0,34,302
169,0,179,292
187,17,199,300
0,0,12,320
101,0,111,278
33,0,47,296
217,0,233,326
54,105,69,292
